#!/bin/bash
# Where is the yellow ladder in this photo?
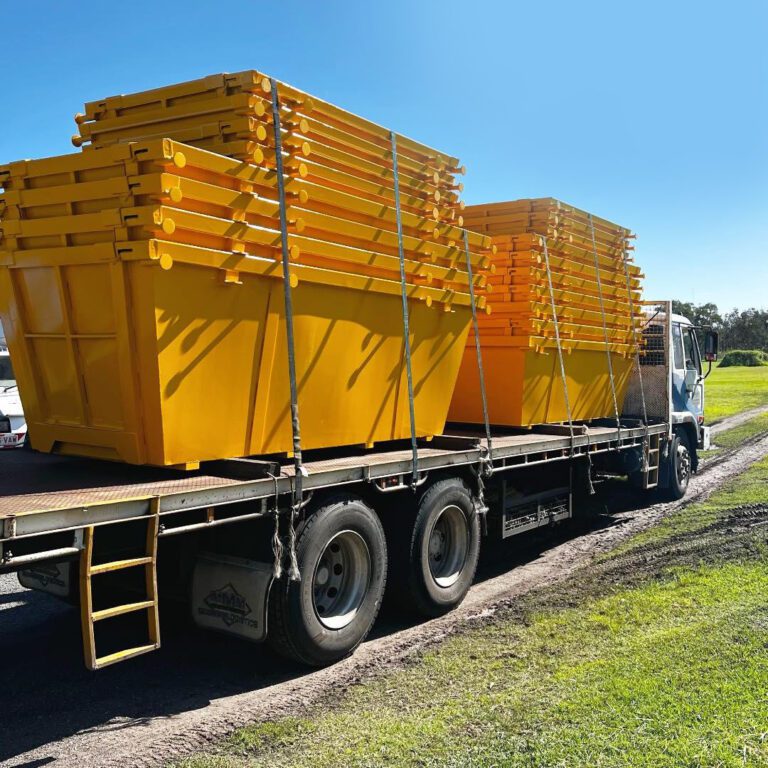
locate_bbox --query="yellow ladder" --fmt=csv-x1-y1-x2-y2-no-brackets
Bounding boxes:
644,433,661,489
79,501,161,670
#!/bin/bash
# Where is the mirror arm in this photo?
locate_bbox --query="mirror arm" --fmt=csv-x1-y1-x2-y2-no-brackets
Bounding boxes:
701,360,714,381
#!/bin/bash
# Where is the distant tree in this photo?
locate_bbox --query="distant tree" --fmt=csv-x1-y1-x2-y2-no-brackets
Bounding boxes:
666,301,767,352
720,308,768,352
670,301,723,329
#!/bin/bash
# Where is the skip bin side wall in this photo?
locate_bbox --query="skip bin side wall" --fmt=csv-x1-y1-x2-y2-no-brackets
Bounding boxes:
256,284,473,456
449,346,635,426
0,259,157,464
1,254,473,466
144,271,474,462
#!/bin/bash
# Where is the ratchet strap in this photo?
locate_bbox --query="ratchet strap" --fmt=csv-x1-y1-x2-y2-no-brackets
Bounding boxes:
389,130,419,488
270,79,306,560
622,250,648,424
587,214,621,445
463,229,493,470
622,245,650,470
541,236,575,456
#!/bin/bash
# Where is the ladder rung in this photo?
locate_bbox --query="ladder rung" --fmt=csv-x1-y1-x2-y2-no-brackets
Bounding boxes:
94,644,159,669
92,600,155,622
90,556,153,575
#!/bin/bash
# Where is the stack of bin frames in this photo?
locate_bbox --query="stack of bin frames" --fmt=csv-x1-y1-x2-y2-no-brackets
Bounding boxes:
0,72,493,467
72,71,493,296
449,198,644,427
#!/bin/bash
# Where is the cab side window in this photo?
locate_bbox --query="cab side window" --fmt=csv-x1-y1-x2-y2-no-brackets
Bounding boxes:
672,324,684,369
684,327,702,374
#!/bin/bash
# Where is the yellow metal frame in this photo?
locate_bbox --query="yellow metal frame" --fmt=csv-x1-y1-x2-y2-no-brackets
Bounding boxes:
80,502,160,670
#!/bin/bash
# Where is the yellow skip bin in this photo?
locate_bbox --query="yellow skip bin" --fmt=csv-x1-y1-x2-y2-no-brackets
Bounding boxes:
451,337,635,426
0,134,487,466
0,241,472,466
450,198,643,427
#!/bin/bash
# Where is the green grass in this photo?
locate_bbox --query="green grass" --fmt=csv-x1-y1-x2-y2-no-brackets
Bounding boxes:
609,453,768,558
177,461,768,768
706,364,768,422
711,412,768,452
180,563,768,768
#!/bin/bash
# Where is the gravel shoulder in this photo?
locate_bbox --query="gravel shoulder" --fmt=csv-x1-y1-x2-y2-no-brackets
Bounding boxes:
2,432,768,768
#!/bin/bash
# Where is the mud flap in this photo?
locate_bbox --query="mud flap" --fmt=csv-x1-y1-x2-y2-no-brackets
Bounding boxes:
191,553,273,642
19,561,76,600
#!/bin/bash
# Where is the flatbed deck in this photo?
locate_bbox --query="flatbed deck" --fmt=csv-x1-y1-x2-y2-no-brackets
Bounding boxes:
1,423,664,555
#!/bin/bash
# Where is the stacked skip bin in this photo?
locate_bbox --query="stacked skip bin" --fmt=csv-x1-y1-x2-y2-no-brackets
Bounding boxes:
0,72,493,468
449,198,644,426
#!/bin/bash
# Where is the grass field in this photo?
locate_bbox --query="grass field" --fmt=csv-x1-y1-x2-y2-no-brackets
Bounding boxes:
710,412,768,452
178,455,768,768
705,364,768,422
609,454,768,558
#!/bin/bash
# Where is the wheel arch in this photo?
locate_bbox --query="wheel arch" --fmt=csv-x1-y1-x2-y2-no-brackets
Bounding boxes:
674,422,699,472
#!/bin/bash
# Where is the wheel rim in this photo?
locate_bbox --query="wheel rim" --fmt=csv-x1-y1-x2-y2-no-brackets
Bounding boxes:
427,504,470,588
676,443,691,487
312,530,371,630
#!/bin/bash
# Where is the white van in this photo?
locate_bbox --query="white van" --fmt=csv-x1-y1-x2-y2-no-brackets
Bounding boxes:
0,325,26,448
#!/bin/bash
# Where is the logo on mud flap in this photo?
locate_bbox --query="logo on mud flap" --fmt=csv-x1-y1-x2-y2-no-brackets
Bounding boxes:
22,563,64,588
200,583,257,628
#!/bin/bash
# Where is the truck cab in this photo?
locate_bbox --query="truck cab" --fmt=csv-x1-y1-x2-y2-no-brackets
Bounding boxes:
632,306,717,498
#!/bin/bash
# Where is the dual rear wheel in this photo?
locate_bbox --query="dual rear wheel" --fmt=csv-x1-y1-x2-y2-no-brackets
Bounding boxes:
268,478,481,666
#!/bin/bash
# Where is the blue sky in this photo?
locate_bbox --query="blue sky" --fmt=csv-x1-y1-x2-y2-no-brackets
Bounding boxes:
1,0,765,311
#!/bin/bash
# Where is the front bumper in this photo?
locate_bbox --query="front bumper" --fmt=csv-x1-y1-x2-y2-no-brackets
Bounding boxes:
699,425,711,451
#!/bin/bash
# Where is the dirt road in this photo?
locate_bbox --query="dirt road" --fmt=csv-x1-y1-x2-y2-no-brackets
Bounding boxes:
2,432,767,768
710,404,768,435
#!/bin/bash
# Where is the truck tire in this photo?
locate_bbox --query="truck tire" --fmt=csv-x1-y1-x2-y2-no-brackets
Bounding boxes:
267,495,387,667
662,431,692,501
395,478,480,618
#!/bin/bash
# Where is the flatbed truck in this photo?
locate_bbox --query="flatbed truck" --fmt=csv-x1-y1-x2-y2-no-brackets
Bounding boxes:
0,303,717,669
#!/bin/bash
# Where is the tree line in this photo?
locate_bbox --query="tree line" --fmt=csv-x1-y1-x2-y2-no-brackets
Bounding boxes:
670,301,768,351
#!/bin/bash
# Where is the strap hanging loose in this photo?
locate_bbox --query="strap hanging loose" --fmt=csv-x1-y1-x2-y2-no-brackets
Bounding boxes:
270,78,304,579
541,236,575,455
462,229,493,470
389,130,419,488
587,214,621,443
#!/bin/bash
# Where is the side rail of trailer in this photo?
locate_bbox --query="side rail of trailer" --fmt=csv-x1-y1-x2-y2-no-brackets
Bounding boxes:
1,422,665,573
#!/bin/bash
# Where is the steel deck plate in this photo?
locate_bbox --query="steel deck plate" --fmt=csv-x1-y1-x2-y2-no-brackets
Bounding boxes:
1,424,663,536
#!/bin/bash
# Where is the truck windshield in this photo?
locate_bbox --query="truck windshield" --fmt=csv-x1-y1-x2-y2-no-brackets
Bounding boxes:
0,356,14,381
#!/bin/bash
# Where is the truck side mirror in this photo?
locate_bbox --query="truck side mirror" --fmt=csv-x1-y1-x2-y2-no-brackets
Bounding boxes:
704,330,719,362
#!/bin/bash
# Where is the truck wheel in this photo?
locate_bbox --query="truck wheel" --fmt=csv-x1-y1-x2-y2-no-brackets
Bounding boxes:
398,478,480,618
663,432,692,501
267,495,387,667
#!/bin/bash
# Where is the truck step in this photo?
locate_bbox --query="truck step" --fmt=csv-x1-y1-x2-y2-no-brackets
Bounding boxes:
79,501,161,671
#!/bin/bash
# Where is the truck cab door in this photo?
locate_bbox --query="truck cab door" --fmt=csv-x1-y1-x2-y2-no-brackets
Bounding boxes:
671,322,705,448
685,327,704,420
